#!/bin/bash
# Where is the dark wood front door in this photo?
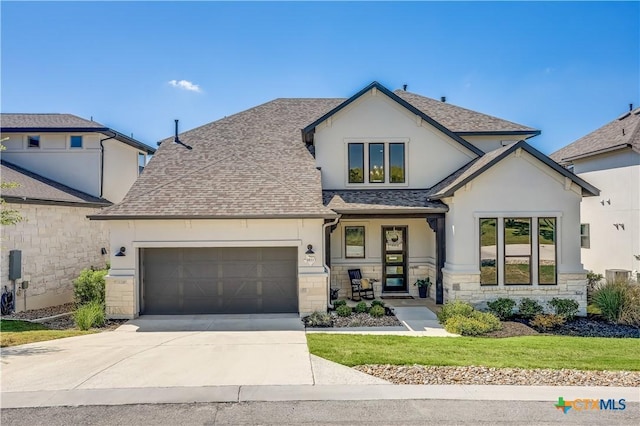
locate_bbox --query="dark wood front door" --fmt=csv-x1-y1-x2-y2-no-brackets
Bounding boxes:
382,226,407,292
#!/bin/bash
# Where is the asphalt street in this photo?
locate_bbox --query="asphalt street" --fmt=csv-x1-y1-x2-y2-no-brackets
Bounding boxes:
2,400,638,425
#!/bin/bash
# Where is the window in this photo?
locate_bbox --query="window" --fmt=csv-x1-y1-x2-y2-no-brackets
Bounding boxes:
70,135,83,148
348,143,364,183
538,218,557,285
28,135,40,148
369,143,385,183
504,218,531,285
389,143,405,183
345,226,365,258
580,224,590,249
479,218,498,285
347,141,406,185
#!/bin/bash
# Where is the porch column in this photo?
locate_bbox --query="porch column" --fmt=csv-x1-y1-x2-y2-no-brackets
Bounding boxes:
427,216,446,304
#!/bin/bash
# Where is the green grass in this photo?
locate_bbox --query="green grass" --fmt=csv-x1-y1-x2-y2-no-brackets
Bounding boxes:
0,320,95,347
307,334,640,371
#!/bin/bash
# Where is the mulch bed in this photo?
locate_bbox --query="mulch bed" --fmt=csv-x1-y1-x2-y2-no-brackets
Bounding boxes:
1,303,128,331
508,316,639,339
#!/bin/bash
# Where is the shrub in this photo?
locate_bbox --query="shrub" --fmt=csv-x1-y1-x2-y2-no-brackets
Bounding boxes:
518,298,544,319
486,298,516,320
369,305,385,318
593,282,626,323
371,300,385,308
303,311,333,328
354,301,368,313
530,313,566,332
332,299,347,308
74,301,105,330
444,312,501,336
336,305,352,317
587,271,604,303
548,298,579,321
74,268,108,306
593,280,640,326
437,300,474,324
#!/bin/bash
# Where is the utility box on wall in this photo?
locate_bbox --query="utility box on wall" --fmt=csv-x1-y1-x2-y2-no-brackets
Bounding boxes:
9,250,22,281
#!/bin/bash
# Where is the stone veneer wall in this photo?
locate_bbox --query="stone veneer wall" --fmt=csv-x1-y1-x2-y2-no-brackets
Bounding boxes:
330,263,436,300
442,270,588,316
298,274,329,315
1,203,109,312
105,275,136,319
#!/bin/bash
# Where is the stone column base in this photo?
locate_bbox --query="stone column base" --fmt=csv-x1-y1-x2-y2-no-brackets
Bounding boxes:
105,275,136,319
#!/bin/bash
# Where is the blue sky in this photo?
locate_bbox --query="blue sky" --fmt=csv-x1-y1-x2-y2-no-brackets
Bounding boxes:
2,1,638,154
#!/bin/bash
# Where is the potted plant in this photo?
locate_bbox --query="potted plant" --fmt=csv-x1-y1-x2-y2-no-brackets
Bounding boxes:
414,278,432,299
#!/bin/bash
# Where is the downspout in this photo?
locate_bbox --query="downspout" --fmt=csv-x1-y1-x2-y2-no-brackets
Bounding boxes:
322,215,341,309
99,132,117,198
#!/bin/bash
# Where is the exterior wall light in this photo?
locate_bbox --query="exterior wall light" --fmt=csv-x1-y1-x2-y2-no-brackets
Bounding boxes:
304,244,316,266
115,247,126,257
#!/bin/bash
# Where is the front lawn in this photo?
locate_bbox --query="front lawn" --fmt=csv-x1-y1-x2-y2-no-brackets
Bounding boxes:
307,334,640,371
0,320,95,347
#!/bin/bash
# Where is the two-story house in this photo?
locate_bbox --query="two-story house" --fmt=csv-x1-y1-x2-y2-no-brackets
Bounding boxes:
551,107,640,282
1,113,155,311
91,82,598,319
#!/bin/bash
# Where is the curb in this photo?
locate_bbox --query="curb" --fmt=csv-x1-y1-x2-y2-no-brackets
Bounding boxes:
2,384,638,409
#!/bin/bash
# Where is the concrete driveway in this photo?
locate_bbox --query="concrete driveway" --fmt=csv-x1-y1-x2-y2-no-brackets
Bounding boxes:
1,315,315,392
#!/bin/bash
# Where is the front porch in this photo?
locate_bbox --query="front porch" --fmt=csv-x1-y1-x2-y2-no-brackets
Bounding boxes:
323,189,448,305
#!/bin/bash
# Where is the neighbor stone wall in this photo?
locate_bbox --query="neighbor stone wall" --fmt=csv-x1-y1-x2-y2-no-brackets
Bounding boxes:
1,203,109,312
298,274,329,316
442,270,588,316
105,275,136,319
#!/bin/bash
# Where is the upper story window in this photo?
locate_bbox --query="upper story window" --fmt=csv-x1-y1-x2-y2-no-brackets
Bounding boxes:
70,135,83,148
348,143,364,183
347,141,406,185
27,135,40,148
580,224,590,249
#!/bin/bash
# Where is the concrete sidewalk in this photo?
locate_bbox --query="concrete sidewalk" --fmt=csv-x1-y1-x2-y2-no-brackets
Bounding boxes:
2,384,638,408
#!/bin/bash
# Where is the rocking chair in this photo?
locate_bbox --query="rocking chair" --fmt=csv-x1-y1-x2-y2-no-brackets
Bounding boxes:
348,269,375,301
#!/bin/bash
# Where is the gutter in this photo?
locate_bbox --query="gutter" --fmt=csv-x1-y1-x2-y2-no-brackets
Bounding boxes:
99,132,117,198
322,215,341,310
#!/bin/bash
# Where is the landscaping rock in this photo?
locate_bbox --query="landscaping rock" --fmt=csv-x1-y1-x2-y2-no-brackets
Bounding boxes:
332,312,402,328
553,318,639,338
354,365,640,387
2,303,75,320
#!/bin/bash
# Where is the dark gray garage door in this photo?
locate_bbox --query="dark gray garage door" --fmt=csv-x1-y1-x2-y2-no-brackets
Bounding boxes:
141,247,298,315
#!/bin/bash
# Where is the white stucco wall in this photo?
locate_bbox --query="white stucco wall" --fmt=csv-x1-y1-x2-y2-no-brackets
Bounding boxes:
102,140,143,203
313,89,477,189
105,218,327,317
440,148,588,313
573,149,640,278
1,132,102,197
460,135,523,153
0,203,110,312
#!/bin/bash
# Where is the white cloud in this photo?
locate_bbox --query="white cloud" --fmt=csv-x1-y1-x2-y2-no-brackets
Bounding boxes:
168,79,202,93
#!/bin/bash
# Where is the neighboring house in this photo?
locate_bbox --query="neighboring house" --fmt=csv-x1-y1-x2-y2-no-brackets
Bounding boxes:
91,82,598,318
551,107,640,281
1,114,155,312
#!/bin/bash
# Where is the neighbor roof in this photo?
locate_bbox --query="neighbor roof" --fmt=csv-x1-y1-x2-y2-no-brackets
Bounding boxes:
550,107,640,163
1,160,111,207
0,113,156,154
323,189,448,214
427,140,599,198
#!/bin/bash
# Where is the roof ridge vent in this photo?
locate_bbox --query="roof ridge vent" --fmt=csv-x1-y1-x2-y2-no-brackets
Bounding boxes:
618,112,631,120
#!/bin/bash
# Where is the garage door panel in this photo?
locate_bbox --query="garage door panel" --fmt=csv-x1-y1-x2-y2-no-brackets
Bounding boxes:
142,247,298,314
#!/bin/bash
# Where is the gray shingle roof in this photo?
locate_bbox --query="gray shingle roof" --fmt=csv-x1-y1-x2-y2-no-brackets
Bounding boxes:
394,90,539,134
1,113,105,129
92,98,344,219
323,190,448,214
1,113,156,154
1,160,111,207
427,141,599,199
550,108,640,163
